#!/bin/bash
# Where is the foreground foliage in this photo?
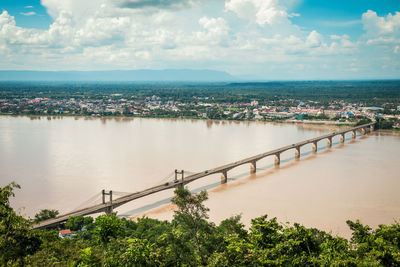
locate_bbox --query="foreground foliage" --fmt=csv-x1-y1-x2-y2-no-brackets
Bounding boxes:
1,183,400,266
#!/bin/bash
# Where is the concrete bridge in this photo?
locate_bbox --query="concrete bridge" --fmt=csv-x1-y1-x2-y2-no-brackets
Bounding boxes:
32,122,376,229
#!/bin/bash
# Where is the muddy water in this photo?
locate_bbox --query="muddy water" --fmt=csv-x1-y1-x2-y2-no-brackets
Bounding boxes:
0,116,399,237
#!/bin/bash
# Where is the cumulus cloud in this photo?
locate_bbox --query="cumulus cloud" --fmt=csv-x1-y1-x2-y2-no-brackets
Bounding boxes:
225,0,290,26
0,1,397,78
0,11,46,45
361,9,400,58
196,17,230,46
41,0,108,21
306,30,323,47
362,10,400,37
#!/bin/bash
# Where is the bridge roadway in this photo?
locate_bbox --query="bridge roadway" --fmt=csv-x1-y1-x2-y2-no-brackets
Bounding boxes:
33,122,376,229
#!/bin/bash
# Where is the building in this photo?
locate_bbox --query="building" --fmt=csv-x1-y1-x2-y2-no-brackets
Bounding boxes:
59,229,72,239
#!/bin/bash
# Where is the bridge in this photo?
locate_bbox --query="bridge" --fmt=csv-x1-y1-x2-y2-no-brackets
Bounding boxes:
32,122,376,229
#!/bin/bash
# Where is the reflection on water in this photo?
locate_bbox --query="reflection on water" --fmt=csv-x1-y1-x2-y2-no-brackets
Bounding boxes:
1,116,399,237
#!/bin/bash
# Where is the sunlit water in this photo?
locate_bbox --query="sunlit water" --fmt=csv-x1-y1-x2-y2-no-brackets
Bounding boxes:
1,116,399,237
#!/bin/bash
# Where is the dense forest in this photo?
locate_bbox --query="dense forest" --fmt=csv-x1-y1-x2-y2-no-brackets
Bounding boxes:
1,182,400,266
1,80,400,105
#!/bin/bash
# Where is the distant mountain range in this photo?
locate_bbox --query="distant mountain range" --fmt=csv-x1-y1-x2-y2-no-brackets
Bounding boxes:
0,69,236,82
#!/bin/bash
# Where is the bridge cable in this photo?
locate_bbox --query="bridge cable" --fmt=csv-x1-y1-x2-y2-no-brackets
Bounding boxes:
69,192,103,212
151,171,176,186
184,170,200,175
112,191,132,197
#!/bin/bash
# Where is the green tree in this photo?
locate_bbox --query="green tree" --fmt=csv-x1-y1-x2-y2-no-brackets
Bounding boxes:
376,117,394,129
126,216,172,243
217,215,247,239
93,213,125,244
25,232,85,266
168,187,214,265
319,235,352,265
65,216,94,231
121,238,157,266
355,117,372,126
0,182,41,266
34,209,59,223
77,247,101,267
208,234,252,266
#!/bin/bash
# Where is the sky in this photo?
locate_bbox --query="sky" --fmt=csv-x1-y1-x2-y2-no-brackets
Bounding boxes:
0,0,399,80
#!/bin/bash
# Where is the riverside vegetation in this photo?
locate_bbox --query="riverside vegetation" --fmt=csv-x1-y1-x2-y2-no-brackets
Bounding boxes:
2,183,400,266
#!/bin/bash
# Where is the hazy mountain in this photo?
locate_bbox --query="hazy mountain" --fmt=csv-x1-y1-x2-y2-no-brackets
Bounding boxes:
0,69,235,82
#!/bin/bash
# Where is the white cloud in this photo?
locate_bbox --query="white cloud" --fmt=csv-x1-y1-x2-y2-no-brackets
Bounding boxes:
306,30,323,47
362,10,400,37
225,0,290,26
361,9,400,59
196,17,230,46
20,12,37,16
0,2,397,79
25,6,34,9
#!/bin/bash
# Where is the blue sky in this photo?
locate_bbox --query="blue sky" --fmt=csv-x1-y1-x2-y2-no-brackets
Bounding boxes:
1,0,52,29
292,0,400,36
0,0,399,79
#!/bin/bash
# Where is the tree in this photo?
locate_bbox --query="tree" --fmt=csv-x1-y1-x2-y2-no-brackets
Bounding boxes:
34,209,59,223
93,213,125,244
126,216,172,243
217,215,247,239
0,182,41,265
121,238,157,265
347,219,372,245
356,117,372,126
77,247,101,267
376,117,394,129
169,187,213,265
65,216,93,231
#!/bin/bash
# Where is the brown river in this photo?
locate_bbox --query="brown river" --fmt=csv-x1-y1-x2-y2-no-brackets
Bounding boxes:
1,116,399,237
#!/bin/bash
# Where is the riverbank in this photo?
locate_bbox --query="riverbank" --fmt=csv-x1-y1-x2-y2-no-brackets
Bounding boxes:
0,112,359,127
284,119,354,126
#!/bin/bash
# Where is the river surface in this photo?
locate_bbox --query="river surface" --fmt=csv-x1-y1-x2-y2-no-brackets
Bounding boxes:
1,116,399,237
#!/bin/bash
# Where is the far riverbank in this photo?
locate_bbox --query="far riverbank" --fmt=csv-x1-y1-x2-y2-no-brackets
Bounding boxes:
0,113,359,127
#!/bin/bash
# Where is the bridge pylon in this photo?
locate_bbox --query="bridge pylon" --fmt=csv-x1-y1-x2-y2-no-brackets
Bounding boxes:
174,169,185,186
102,189,113,214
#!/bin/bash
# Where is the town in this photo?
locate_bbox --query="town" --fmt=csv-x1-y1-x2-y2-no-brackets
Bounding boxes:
1,90,400,129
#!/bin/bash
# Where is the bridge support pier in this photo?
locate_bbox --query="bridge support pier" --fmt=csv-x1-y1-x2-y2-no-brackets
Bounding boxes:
361,128,366,135
370,125,375,132
340,133,345,143
327,137,332,148
274,153,280,166
105,205,113,215
352,130,356,139
295,146,300,159
312,142,317,153
250,161,257,174
221,170,228,184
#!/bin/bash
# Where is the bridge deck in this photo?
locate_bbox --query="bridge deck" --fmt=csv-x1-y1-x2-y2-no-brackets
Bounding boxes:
32,122,375,229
